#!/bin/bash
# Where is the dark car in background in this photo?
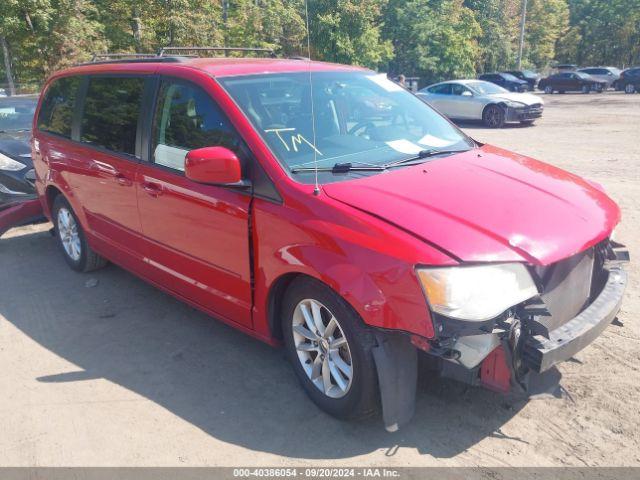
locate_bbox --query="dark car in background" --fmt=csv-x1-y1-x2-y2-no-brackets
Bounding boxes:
478,72,528,92
538,71,605,94
0,94,43,237
504,70,539,91
615,67,640,93
578,67,621,89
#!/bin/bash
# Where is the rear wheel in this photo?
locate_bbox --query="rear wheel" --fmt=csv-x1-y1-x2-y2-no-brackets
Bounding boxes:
482,104,505,128
625,83,636,94
52,196,107,272
581,84,590,94
282,277,380,420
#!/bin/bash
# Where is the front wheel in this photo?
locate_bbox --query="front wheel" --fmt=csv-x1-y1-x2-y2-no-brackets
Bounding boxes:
483,104,505,128
282,278,380,420
581,84,590,94
625,83,636,94
52,196,108,272
544,85,553,94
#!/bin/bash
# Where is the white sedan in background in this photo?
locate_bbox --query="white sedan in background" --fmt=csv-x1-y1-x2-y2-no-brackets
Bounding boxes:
417,79,544,128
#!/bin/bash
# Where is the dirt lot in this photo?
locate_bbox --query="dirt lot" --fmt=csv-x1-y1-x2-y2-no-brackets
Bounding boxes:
1,92,639,467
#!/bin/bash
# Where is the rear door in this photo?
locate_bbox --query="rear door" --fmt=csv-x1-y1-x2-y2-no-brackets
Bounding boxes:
135,76,253,327
67,75,147,265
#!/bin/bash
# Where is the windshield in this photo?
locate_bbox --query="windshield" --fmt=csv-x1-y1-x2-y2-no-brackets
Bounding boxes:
522,70,537,78
0,97,37,131
501,73,520,82
467,81,509,95
219,71,473,176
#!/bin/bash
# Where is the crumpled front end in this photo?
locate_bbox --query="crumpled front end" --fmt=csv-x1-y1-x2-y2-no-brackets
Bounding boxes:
421,238,629,394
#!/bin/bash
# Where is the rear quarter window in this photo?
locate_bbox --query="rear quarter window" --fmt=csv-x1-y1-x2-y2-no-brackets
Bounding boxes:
37,76,81,138
80,76,145,155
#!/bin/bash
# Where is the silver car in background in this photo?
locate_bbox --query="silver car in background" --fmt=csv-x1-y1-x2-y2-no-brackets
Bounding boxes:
417,79,544,128
578,67,621,89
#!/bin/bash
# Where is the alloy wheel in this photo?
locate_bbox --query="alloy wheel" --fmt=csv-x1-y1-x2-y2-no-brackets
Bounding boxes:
292,299,353,399
625,83,635,94
57,207,81,262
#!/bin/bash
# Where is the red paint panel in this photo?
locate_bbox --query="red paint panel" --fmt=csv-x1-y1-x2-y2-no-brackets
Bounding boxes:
0,199,43,236
480,346,512,393
324,144,620,266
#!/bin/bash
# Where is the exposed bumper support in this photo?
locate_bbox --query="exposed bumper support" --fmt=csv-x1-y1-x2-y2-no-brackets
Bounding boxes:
522,266,627,373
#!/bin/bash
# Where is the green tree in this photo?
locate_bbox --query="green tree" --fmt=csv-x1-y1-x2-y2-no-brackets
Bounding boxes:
385,0,481,84
465,0,519,72
522,0,570,69
308,0,393,68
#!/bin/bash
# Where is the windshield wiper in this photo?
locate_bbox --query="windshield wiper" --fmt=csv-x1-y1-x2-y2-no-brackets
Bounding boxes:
383,149,469,168
291,162,386,174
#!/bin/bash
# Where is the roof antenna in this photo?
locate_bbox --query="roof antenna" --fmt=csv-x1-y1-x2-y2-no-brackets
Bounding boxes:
304,0,320,196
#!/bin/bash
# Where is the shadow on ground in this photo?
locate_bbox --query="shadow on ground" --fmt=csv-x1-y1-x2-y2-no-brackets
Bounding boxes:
0,229,531,459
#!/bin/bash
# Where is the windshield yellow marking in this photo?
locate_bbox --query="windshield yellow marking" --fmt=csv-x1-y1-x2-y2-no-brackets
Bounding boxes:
265,127,322,155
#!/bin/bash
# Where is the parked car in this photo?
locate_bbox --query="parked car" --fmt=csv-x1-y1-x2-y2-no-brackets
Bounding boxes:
6,55,627,431
577,67,621,89
614,67,640,93
538,71,605,93
0,94,43,237
478,72,528,92
417,79,543,128
504,70,539,91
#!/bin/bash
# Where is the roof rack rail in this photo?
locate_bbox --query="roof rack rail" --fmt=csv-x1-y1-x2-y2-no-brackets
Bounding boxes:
90,53,158,62
157,46,277,58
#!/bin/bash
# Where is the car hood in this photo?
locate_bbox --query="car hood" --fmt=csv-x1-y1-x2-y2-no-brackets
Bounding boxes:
323,145,619,266
487,92,542,105
0,131,32,165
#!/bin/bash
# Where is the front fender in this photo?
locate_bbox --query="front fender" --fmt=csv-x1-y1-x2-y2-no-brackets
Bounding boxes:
251,192,456,341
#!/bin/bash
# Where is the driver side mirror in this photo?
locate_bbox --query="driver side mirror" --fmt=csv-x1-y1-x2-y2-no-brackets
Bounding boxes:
185,146,247,187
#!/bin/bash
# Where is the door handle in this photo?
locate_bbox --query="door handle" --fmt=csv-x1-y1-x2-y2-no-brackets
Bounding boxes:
115,173,133,186
90,160,118,177
142,181,163,197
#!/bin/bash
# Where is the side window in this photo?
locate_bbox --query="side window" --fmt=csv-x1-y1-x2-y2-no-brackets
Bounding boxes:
451,84,468,96
80,76,145,155
429,84,451,95
152,79,240,172
37,76,81,138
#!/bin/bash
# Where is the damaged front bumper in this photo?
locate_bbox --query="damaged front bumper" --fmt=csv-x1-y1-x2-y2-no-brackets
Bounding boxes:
505,104,544,122
434,241,630,392
522,265,627,373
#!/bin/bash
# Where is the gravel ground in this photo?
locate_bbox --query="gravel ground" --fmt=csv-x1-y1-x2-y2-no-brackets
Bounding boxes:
0,91,638,467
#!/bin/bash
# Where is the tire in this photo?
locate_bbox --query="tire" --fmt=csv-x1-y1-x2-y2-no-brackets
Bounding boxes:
282,277,380,420
581,84,590,94
52,195,108,272
625,83,636,94
544,85,553,94
482,104,505,128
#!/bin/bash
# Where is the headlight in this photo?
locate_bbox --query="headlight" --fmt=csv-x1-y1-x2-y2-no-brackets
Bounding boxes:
0,152,26,171
503,100,525,108
416,263,539,322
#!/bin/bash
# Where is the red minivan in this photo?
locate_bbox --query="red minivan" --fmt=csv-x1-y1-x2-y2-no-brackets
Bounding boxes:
5,55,629,430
